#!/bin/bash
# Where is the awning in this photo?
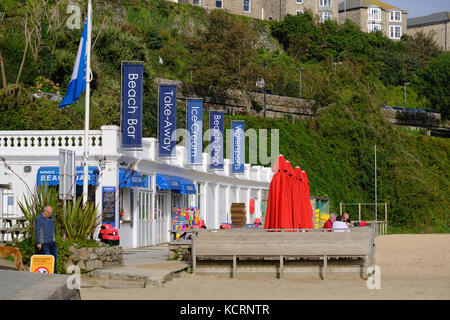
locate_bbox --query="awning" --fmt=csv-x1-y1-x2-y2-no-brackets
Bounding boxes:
119,168,147,188
156,174,196,194
37,166,99,186
177,176,196,194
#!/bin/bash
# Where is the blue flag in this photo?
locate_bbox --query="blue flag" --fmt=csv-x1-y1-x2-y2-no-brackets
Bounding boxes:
58,17,88,109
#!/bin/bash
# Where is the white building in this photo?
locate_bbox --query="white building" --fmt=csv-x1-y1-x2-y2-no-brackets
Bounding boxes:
0,126,272,248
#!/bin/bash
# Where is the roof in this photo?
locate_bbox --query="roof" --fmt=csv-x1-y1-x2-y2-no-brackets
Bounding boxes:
407,11,450,28
339,0,403,12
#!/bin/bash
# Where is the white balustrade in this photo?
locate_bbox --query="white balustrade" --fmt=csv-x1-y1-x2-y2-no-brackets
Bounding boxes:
0,130,103,155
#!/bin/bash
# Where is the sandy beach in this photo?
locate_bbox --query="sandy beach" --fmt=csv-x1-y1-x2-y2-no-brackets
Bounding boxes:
80,234,450,300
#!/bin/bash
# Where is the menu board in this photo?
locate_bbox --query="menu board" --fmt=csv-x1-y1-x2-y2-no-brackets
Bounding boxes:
102,187,116,226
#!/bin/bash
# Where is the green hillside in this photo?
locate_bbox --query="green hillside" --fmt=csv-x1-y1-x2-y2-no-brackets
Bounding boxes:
0,0,448,232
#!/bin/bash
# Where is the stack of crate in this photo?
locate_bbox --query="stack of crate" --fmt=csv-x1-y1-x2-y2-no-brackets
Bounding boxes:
230,203,246,228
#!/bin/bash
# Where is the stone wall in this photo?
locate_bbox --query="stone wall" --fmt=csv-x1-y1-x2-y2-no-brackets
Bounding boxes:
169,243,191,261
155,78,448,129
155,78,317,120
66,244,124,273
381,109,449,132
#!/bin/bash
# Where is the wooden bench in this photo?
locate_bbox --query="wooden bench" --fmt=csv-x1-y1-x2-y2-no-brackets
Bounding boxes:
191,226,375,279
1,217,29,243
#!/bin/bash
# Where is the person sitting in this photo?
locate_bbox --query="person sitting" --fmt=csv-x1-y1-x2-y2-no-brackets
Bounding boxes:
332,215,350,232
343,212,352,227
33,90,43,99
323,213,336,229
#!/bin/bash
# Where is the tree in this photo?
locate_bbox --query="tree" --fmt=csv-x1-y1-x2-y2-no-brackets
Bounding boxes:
415,53,450,119
186,10,263,92
403,31,442,67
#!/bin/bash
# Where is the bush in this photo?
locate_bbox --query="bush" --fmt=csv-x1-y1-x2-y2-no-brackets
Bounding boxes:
17,183,102,273
18,236,99,274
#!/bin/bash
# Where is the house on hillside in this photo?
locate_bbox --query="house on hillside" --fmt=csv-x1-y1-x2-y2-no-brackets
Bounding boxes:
338,0,408,40
407,11,450,51
177,0,339,22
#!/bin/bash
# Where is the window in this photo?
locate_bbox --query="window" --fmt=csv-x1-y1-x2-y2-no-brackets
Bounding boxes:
389,25,402,39
296,0,303,3
368,23,382,33
368,7,381,21
320,0,332,7
244,0,250,12
216,0,222,8
196,183,204,219
296,10,304,15
139,191,153,221
193,0,200,5
319,11,332,22
156,193,165,220
389,10,401,22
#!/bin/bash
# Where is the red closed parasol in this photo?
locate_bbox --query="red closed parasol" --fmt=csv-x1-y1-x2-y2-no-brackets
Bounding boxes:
264,155,314,230
264,155,286,229
279,161,295,229
293,166,305,229
300,170,314,229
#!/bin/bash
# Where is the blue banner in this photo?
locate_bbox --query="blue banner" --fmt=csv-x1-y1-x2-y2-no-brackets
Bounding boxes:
186,99,203,164
232,120,245,174
209,111,225,170
122,63,143,148
158,85,177,157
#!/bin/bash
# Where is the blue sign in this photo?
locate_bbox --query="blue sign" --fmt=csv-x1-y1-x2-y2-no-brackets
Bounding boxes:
158,85,177,157
186,99,203,164
122,63,143,148
232,120,245,174
37,166,99,186
209,111,225,170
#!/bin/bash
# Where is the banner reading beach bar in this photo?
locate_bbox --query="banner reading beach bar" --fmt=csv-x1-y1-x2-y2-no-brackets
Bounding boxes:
121,63,143,149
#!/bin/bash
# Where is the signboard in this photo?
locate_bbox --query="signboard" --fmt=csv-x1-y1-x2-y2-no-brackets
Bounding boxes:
186,99,203,164
232,120,245,174
37,166,98,186
30,255,55,274
102,187,116,227
58,149,75,200
209,111,225,170
121,63,143,149
158,84,177,157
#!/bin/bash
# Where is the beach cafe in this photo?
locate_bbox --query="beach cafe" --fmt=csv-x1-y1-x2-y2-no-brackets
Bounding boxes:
0,126,273,248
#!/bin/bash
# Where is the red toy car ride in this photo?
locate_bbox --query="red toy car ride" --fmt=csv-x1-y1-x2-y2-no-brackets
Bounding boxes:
98,224,120,246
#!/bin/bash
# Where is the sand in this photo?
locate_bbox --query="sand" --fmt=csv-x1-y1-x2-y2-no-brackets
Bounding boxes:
71,234,450,299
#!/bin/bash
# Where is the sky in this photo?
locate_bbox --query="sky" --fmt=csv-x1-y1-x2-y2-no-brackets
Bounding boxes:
340,0,450,18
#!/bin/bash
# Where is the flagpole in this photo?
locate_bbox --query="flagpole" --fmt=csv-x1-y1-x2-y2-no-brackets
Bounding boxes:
83,0,92,205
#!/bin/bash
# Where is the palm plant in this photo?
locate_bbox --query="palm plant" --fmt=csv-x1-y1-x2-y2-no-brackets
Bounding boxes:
18,183,61,238
58,197,102,242
18,183,101,242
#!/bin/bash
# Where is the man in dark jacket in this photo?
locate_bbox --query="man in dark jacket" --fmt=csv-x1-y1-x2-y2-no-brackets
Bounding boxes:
35,205,57,260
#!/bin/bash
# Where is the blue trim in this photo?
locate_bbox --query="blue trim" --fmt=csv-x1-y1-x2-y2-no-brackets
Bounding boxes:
156,174,196,194
36,166,99,186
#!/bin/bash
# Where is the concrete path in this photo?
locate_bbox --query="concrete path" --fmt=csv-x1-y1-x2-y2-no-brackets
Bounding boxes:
0,268,80,300
87,244,190,288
